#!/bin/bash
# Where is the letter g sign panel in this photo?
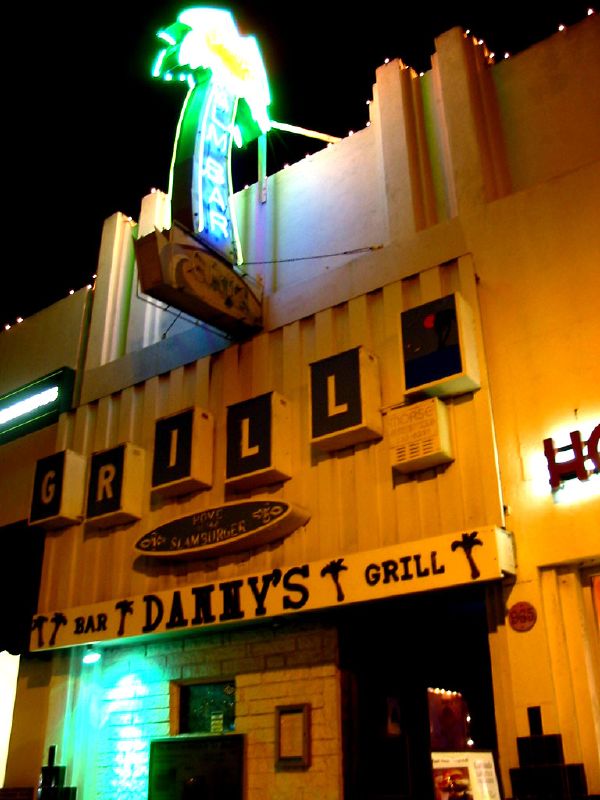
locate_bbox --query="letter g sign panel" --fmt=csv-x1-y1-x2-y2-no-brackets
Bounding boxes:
29,450,87,529
310,347,383,451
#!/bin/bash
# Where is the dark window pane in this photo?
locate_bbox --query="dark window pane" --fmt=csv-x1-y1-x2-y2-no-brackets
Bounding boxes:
180,681,236,734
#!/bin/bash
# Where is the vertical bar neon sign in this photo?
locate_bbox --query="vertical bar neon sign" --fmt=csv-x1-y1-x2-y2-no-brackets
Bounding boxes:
197,84,240,264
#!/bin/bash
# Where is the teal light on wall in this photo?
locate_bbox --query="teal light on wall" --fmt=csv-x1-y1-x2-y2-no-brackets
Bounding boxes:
82,645,102,665
64,644,171,800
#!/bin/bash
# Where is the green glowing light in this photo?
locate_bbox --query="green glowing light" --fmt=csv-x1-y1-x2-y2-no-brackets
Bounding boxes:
157,30,177,46
82,647,102,665
152,7,271,143
151,8,275,266
232,124,243,149
152,48,167,78
0,368,74,444
0,386,58,426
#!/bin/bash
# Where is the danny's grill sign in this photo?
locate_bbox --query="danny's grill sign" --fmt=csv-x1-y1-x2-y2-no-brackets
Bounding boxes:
30,527,515,652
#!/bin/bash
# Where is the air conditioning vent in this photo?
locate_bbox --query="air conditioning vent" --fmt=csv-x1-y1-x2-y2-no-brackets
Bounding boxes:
387,398,453,474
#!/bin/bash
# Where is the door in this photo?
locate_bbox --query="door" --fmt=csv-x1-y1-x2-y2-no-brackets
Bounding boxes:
339,586,497,800
148,735,244,800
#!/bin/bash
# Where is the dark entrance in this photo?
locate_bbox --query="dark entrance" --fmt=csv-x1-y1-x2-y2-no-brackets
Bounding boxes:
338,585,497,800
148,735,244,800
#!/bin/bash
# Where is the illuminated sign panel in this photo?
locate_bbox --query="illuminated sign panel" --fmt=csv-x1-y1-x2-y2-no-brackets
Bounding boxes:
0,368,75,445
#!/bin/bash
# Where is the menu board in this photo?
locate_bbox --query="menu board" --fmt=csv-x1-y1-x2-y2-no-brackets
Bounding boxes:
432,751,501,800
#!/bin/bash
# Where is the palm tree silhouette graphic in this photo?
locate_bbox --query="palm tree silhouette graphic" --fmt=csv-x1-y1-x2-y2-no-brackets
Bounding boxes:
151,8,271,267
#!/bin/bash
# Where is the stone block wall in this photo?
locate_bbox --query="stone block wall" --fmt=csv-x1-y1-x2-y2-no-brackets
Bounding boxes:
74,619,341,799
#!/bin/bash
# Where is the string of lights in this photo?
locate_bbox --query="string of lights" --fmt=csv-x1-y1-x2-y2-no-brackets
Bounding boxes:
3,6,595,332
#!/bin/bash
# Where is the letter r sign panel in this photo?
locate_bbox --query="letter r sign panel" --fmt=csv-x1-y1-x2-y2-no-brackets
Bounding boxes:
86,443,145,529
310,347,383,451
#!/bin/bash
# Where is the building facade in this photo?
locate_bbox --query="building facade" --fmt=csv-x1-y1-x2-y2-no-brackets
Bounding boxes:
1,16,599,800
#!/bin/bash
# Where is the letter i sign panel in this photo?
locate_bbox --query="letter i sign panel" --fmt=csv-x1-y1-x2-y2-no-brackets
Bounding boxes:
152,407,214,498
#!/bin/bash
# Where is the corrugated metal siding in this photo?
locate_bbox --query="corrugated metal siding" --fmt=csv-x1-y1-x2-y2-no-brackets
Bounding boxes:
39,256,504,611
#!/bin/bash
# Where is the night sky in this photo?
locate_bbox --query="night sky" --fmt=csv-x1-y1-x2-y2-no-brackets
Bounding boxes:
3,1,594,329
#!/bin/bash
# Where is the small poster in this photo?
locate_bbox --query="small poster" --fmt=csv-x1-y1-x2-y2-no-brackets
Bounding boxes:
432,751,501,800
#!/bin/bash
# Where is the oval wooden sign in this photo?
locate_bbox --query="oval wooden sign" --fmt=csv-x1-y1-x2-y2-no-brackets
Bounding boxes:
136,500,309,559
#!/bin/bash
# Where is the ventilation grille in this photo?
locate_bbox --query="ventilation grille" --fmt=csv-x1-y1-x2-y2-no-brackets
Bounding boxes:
387,398,453,474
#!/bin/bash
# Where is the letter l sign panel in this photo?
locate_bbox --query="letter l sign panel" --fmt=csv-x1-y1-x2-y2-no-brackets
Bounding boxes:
226,392,292,492
310,346,383,452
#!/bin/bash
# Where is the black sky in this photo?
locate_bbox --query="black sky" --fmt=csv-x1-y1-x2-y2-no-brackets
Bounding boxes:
3,1,594,328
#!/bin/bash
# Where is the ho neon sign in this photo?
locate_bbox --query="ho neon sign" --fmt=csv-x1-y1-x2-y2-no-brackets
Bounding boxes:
152,7,271,267
543,425,600,490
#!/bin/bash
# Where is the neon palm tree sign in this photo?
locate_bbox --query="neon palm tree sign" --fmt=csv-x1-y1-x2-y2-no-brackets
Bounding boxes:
154,7,271,266
134,7,272,337
136,7,339,336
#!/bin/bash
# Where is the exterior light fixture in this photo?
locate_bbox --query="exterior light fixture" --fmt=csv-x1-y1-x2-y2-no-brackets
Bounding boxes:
82,645,101,665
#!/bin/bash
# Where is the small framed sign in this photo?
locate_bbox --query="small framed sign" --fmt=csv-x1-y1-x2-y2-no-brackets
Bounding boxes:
432,751,501,800
275,704,311,770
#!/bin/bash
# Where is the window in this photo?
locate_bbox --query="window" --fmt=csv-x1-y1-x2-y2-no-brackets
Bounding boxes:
178,681,236,734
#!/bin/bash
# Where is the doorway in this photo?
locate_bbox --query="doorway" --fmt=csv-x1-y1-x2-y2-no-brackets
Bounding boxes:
338,585,497,800
148,735,244,800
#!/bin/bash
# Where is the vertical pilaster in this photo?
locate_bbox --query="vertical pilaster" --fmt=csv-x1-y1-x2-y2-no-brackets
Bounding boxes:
433,28,511,214
85,212,136,369
127,190,173,352
372,59,417,241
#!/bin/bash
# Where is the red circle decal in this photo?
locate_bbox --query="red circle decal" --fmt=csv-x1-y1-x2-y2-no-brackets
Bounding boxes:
508,601,537,632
